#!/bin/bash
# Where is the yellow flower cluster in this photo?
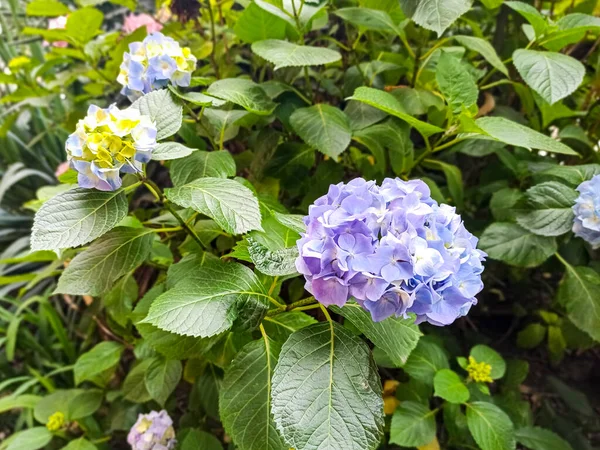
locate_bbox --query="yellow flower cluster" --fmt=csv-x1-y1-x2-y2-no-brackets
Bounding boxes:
46,411,65,431
466,356,493,383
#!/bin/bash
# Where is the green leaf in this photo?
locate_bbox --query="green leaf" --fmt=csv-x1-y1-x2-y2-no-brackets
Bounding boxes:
123,359,153,403
517,323,547,349
537,164,600,186
246,237,298,276
290,104,352,159
262,311,317,342
272,212,305,234
331,303,421,366
400,0,473,36
31,188,128,251
168,86,225,107
170,150,236,186
403,340,449,385
454,35,508,76
26,0,70,16
516,427,573,450
151,142,195,161
6,427,52,450
505,1,548,37
271,322,384,450
516,182,577,237
470,345,506,379
466,402,516,450
180,430,223,450
0,395,40,414
334,7,403,34
104,275,137,327
33,389,101,423
556,263,600,342
513,50,585,105
344,101,388,131
220,339,287,450
65,8,103,44
490,188,523,222
348,87,444,137
234,3,287,43
132,90,183,140
145,359,182,406
389,401,437,447
74,342,123,386
207,78,276,115
61,438,98,450
474,117,578,156
145,260,270,337
434,369,470,404
165,178,262,235
479,223,557,268
55,228,154,296
252,40,341,70
436,52,478,110
424,159,464,208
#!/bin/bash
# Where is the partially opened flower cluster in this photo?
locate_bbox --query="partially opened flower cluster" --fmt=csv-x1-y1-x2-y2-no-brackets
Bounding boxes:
296,178,486,325
65,104,157,191
117,32,196,100
127,410,176,450
573,174,600,249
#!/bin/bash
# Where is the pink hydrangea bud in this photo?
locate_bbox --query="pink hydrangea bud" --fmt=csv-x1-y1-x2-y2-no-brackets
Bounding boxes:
123,14,163,35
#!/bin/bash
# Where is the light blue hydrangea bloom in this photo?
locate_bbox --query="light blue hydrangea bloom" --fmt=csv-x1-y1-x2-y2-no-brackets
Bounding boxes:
127,410,176,450
117,32,197,101
296,178,487,325
65,104,157,191
573,174,600,249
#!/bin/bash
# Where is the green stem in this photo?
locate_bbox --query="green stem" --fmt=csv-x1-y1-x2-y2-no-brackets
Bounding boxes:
266,296,317,316
555,252,570,268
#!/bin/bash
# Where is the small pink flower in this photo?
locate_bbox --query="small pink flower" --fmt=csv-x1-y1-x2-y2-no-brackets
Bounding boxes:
45,15,68,48
123,13,163,34
55,161,70,178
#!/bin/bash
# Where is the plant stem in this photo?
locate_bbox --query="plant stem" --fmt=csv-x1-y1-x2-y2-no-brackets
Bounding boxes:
140,177,205,249
206,0,220,78
266,296,317,316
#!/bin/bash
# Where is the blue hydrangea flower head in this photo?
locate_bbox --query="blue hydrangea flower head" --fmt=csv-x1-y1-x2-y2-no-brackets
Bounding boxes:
117,32,197,101
296,178,486,325
127,410,176,450
65,104,157,191
572,174,600,249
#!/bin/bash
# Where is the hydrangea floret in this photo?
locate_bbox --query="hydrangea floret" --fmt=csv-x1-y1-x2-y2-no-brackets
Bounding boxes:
65,104,157,191
572,174,600,249
117,32,197,101
296,178,486,325
127,410,176,450
466,356,493,383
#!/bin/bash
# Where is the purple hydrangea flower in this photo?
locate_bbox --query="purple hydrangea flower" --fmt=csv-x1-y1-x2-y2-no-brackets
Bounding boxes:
296,178,486,325
117,32,197,101
127,410,176,450
572,174,600,249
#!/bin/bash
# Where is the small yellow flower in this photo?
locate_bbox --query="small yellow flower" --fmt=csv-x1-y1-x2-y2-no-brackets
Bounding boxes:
466,356,493,383
8,56,31,70
46,411,65,431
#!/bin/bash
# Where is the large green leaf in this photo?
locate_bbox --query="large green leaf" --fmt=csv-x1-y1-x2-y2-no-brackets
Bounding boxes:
151,142,195,161
537,164,600,186
334,7,403,34
400,0,473,36
470,345,506,379
271,322,384,450
513,50,585,104
234,3,287,44
290,104,352,159
515,426,574,450
474,117,578,155
252,40,342,70
505,1,548,37
180,430,223,450
165,178,262,235
262,311,317,342
466,402,516,450
31,188,128,251
516,182,577,237
207,79,276,115
132,89,183,140
144,260,271,337
246,237,298,276
145,359,182,406
454,35,508,76
434,369,470,404
479,223,557,268
436,52,478,110
348,87,444,137
389,401,437,447
61,438,98,450
26,0,70,16
403,340,449,385
170,151,236,186
5,427,52,450
220,339,287,450
331,303,421,366
65,8,103,44
556,263,600,342
74,342,123,386
34,389,102,422
55,228,154,296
